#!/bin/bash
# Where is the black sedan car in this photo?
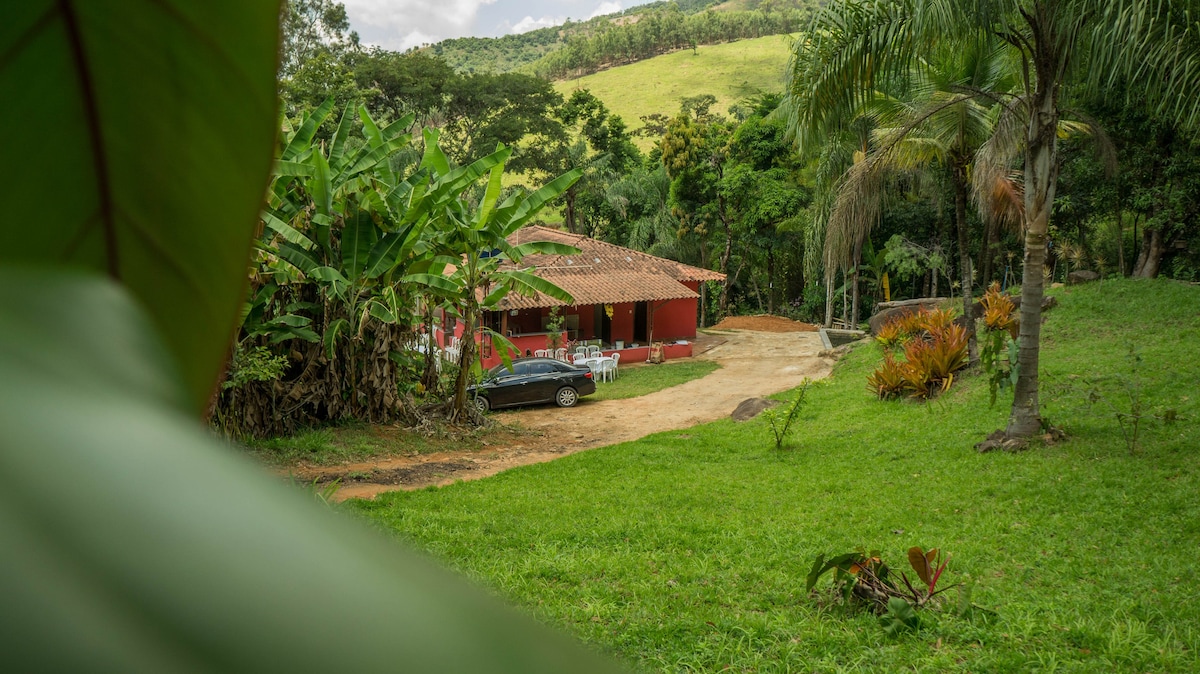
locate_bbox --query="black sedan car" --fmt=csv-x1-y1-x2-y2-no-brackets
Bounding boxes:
469,357,596,412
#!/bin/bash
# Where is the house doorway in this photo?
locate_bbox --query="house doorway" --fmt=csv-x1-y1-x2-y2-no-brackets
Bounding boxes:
633,301,648,343
594,304,612,344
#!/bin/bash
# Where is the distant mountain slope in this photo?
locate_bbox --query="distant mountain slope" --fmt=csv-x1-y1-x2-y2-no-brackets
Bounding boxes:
553,35,795,149
423,0,812,75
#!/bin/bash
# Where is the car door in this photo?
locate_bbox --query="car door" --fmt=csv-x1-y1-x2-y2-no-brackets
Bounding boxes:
488,362,528,408
524,361,560,402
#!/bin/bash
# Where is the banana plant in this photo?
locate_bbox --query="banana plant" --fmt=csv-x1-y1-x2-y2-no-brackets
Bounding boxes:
407,130,583,421
224,100,440,433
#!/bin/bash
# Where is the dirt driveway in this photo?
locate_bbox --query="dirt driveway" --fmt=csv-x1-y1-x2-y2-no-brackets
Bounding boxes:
298,326,834,501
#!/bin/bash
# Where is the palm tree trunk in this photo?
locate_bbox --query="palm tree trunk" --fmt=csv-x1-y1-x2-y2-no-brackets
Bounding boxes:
1005,64,1060,439
953,160,978,364
824,278,834,328
850,239,862,328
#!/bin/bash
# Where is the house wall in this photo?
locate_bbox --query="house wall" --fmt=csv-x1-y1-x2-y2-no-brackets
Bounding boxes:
566,305,595,340
610,303,634,345
651,284,700,342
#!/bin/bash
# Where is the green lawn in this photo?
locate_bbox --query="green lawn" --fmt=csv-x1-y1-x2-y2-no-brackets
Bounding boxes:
590,360,721,401
350,279,1200,672
554,36,796,152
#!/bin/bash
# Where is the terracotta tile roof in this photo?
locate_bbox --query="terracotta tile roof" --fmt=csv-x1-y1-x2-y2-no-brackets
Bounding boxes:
490,226,724,310
510,225,726,283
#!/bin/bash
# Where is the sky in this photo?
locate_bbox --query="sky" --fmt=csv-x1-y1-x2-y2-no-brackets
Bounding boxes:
340,0,659,52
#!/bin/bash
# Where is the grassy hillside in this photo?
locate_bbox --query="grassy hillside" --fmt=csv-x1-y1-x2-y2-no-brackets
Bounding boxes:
351,279,1200,672
554,35,795,150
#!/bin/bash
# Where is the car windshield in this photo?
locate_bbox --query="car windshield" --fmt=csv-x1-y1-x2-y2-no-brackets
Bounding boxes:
485,363,518,380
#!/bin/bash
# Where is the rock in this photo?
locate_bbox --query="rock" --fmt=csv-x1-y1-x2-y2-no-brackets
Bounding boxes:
1010,294,1058,312
869,297,987,335
868,299,940,335
1067,269,1101,285
731,398,780,421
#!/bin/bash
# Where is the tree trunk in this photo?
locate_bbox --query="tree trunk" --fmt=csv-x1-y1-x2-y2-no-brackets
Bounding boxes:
1132,227,1165,278
850,239,862,328
824,277,834,328
841,269,849,328
1005,46,1060,440
718,220,734,316
767,249,775,314
564,188,578,234
953,160,978,364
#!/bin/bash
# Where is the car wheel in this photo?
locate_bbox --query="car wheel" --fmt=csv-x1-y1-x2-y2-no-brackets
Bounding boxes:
555,387,578,408
474,395,490,413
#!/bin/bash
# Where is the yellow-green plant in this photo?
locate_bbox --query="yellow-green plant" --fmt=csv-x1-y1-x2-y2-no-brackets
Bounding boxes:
979,282,1019,405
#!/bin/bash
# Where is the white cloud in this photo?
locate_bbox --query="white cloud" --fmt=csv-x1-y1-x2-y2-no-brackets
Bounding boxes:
589,2,622,19
341,0,500,50
509,15,565,34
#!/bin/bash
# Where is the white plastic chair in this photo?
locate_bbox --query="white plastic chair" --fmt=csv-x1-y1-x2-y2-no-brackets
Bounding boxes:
534,349,550,358
596,358,616,383
554,347,567,362
573,353,588,366
609,352,620,378
586,345,602,358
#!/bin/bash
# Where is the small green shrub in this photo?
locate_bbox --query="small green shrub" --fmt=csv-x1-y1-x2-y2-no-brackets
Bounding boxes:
763,380,811,449
224,345,288,390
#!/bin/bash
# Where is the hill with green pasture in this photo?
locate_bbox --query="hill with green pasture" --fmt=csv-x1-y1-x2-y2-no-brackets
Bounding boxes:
423,0,810,76
554,35,795,150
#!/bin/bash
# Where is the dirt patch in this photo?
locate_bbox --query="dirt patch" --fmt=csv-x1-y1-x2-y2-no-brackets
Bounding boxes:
289,329,834,501
332,460,477,485
711,315,819,332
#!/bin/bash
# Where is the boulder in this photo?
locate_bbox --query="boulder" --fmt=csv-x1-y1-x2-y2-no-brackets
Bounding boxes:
868,299,941,335
1010,294,1058,312
731,398,780,421
1067,270,1101,285
868,298,981,335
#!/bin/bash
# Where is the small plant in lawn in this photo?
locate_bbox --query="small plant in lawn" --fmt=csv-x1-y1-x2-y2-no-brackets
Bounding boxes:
1048,344,1184,455
288,475,341,506
763,380,811,449
807,546,958,634
979,282,1020,405
918,307,956,332
875,319,908,350
867,353,908,398
868,318,968,400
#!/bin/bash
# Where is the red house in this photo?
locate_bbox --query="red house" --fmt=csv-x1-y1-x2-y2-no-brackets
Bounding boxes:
473,226,724,368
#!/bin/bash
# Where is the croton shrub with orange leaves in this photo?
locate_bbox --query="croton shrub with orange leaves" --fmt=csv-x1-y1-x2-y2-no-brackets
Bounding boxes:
868,308,969,399
979,282,1020,404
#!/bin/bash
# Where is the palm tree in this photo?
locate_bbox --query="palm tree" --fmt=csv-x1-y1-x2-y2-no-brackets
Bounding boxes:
821,35,1021,363
786,0,1200,441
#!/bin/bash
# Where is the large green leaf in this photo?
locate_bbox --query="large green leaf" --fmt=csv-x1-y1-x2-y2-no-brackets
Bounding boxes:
341,207,379,280
0,0,281,413
282,97,336,161
0,271,622,672
498,269,575,304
